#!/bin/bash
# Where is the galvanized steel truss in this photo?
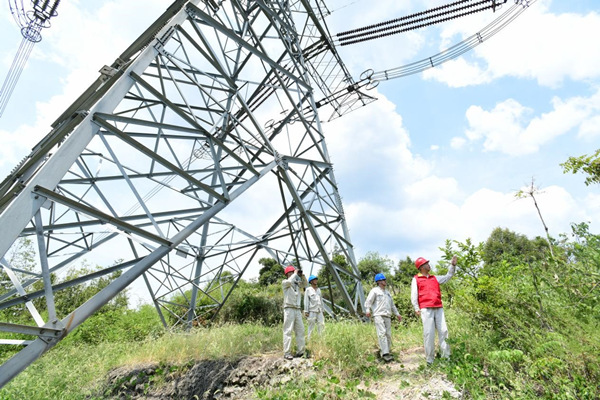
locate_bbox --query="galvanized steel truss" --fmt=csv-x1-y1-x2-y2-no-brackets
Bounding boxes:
0,0,374,385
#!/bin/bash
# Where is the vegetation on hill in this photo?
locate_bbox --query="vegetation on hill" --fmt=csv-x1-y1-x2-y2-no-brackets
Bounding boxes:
1,218,599,398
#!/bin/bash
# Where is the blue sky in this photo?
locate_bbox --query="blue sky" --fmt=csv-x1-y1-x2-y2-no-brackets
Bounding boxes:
324,0,600,264
1,0,599,284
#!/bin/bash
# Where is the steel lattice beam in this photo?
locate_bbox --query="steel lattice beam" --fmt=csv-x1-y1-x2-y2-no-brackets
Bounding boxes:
0,0,372,387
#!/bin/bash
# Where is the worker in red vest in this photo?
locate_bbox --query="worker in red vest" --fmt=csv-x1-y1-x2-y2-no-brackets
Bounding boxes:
411,255,457,365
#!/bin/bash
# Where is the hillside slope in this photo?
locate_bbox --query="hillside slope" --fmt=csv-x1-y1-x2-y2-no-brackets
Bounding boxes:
94,346,461,399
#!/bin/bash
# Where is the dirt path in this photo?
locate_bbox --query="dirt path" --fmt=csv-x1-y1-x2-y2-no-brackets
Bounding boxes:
357,347,462,399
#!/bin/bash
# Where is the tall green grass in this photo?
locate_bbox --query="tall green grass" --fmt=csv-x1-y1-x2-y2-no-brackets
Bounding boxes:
128,323,282,364
1,324,281,400
308,319,422,376
1,341,144,400
442,309,600,399
0,319,423,400
4,305,596,399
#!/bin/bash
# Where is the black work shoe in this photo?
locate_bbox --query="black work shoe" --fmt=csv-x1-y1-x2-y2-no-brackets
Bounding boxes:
382,353,393,363
284,353,294,360
294,351,305,358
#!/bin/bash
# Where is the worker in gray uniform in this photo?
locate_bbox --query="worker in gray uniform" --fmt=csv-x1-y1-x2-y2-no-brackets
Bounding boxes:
282,265,308,360
365,273,402,362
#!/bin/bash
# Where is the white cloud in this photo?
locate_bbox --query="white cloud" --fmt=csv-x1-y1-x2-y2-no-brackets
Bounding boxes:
344,180,588,266
0,127,33,170
0,1,168,176
422,57,492,88
403,176,460,204
582,193,600,217
578,115,600,140
449,185,582,243
39,1,166,115
422,1,600,88
450,136,466,149
326,92,431,200
323,83,598,265
2,0,599,277
462,89,600,155
465,98,536,155
328,54,594,254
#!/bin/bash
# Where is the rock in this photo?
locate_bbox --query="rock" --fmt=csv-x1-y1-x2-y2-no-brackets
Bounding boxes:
95,347,462,399
96,353,316,399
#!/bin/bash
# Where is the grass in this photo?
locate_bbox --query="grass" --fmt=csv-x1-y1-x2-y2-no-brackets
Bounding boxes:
0,319,424,400
252,310,600,399
129,323,282,364
6,308,594,399
254,319,425,400
443,309,600,399
309,319,422,376
0,341,144,400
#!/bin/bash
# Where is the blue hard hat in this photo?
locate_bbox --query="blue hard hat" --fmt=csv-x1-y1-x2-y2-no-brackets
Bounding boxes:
374,273,386,282
308,275,318,283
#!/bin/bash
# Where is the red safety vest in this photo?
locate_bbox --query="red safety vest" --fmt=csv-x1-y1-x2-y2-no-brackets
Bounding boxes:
415,274,443,308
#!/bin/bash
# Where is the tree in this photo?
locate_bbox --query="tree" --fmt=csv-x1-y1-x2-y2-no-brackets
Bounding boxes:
332,253,350,270
357,251,393,282
1,238,36,295
440,238,482,279
515,179,555,258
482,227,537,266
318,252,350,281
557,222,600,312
394,256,415,285
1,242,129,330
315,252,354,316
54,262,129,318
561,149,600,186
220,270,234,283
257,257,283,286
481,227,552,269
1,238,38,324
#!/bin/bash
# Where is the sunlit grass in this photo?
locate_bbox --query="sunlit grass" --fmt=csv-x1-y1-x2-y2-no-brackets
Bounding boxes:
0,319,424,399
307,318,422,376
128,323,281,364
3,308,597,400
1,341,143,400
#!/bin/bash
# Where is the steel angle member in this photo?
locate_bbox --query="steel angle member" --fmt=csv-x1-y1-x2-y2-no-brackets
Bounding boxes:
0,322,62,339
32,185,171,247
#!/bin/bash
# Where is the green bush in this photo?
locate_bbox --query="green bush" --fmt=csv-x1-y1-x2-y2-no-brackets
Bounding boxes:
391,288,418,323
63,305,164,345
218,285,283,325
3,224,600,399
440,229,600,399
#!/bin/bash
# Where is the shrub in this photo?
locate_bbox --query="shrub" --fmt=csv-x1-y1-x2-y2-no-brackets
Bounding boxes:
218,285,283,325
64,305,163,345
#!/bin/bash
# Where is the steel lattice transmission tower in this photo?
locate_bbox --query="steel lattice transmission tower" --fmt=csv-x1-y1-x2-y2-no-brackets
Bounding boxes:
0,0,375,385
